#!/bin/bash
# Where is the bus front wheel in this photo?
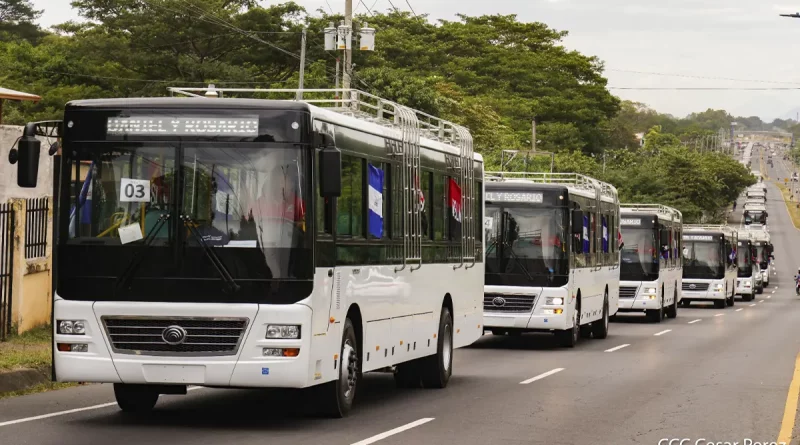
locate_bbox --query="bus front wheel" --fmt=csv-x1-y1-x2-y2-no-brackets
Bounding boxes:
114,383,158,414
557,308,580,348
420,306,454,389
319,318,359,418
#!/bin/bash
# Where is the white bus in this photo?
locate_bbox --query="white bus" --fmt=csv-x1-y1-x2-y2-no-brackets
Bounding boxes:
618,204,683,322
483,173,620,347
734,235,760,301
749,227,774,286
681,225,738,309
9,88,484,417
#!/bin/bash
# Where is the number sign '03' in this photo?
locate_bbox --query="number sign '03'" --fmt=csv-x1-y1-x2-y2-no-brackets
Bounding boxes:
120,178,151,203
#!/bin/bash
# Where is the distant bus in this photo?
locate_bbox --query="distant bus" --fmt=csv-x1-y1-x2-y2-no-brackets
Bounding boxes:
483,173,620,347
750,227,774,287
618,204,683,322
681,225,738,309
734,237,759,301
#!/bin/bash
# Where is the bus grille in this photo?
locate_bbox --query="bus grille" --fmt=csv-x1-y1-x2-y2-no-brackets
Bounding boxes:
484,294,536,313
619,286,638,299
682,282,709,292
102,317,249,356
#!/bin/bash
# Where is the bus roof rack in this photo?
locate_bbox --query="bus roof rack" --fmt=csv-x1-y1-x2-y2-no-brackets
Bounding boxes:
683,224,737,234
167,86,468,147
620,203,682,223
484,172,618,203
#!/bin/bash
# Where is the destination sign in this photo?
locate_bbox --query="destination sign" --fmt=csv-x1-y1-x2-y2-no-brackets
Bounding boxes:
107,116,259,136
620,218,642,226
485,192,544,203
683,235,715,241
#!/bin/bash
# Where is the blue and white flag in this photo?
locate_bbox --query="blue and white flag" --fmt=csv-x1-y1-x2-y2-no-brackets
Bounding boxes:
69,161,94,237
582,215,590,253
367,164,384,238
601,216,608,253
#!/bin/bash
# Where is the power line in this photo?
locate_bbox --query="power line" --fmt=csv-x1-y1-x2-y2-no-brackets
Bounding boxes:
324,0,335,14
39,69,299,85
608,86,800,91
386,0,400,13
359,0,376,17
607,68,800,86
404,0,418,17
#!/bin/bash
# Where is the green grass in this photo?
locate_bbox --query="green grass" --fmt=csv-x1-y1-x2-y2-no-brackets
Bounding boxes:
0,382,77,400
775,183,800,230
0,325,53,372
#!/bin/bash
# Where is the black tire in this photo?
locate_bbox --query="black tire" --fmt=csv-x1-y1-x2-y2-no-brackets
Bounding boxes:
420,307,453,389
556,305,580,348
666,289,678,319
757,286,764,295
114,384,158,414
319,318,359,417
726,293,735,307
394,361,421,389
743,293,754,302
714,299,726,309
490,329,505,336
682,299,691,308
591,294,610,339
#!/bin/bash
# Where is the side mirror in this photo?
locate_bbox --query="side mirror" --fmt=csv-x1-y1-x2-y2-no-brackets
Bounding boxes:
317,134,341,198
16,135,41,188
571,210,584,235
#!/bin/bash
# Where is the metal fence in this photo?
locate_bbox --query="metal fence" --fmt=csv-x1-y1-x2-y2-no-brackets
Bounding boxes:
25,198,48,259
0,203,14,341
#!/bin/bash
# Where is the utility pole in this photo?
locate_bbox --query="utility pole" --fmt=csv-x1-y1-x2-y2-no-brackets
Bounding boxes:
343,0,353,91
531,118,537,152
296,27,307,100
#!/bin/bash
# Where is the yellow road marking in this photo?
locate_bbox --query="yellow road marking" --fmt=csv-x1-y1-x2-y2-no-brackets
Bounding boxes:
778,352,800,443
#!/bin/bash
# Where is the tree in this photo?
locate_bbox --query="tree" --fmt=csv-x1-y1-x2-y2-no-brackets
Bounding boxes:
0,0,44,42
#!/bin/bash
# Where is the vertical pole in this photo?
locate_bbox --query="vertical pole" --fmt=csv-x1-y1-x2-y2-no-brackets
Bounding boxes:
335,57,340,106
343,0,353,92
531,118,536,152
297,27,307,100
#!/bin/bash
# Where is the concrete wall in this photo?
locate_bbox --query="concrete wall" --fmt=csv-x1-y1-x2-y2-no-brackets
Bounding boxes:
0,125,53,202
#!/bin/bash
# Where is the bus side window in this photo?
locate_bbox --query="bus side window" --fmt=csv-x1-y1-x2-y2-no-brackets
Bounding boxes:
337,156,364,237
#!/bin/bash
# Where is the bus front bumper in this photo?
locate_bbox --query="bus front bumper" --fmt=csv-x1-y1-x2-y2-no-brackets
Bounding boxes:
52,299,321,389
483,287,571,332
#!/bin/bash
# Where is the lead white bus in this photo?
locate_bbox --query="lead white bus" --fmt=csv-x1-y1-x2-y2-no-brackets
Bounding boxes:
482,173,620,347
734,235,760,301
749,226,773,287
618,204,682,322
681,225,738,309
9,88,484,417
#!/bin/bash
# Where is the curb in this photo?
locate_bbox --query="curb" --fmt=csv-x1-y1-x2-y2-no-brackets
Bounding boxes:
0,368,49,395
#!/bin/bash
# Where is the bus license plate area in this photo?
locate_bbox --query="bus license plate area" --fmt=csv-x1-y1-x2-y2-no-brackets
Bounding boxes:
142,364,206,384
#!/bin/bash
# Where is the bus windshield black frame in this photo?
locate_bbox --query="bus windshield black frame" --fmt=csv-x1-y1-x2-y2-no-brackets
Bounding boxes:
55,105,315,304
682,239,725,280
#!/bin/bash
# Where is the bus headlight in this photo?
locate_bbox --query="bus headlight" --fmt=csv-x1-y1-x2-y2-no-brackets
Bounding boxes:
266,325,301,339
57,320,86,335
714,284,724,291
546,297,564,305
645,288,657,294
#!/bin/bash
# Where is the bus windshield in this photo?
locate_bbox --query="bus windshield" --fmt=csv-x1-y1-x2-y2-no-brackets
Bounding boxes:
736,244,752,277
60,142,312,303
755,245,768,268
620,227,659,281
485,205,568,287
682,241,724,279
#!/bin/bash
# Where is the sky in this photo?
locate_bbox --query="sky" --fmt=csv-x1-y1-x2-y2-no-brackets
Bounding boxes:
30,0,800,121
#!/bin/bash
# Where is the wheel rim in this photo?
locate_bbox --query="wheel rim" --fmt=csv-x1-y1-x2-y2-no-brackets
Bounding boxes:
573,310,579,342
604,303,608,330
342,342,358,400
443,323,452,372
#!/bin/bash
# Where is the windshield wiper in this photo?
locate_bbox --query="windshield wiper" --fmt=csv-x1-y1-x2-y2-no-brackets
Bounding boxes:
114,213,171,295
181,215,240,293
502,242,537,282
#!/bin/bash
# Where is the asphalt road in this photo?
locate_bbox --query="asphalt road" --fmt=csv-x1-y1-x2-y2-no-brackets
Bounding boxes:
2,151,800,445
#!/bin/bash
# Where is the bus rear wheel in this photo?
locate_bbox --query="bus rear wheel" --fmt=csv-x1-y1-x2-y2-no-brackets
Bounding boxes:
114,384,158,414
419,306,453,389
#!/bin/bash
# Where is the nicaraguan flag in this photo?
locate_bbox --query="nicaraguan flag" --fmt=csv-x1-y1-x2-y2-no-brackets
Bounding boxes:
601,216,608,253
367,164,384,238
582,216,590,253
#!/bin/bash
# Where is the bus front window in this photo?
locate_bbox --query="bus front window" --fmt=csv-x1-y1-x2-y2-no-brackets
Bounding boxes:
682,241,725,279
620,227,659,281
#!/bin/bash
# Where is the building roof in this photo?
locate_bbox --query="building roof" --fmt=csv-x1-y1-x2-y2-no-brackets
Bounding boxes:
0,87,41,102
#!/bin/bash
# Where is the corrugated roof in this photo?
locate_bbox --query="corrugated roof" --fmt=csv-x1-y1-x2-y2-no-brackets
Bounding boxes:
0,87,41,102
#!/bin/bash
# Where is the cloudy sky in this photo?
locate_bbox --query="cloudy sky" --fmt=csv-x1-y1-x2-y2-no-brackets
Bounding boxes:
31,0,800,120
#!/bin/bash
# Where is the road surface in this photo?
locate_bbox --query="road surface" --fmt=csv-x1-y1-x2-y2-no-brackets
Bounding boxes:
1,152,800,445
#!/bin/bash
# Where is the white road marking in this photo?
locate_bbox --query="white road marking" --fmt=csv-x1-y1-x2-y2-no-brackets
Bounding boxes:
0,386,203,427
768,295,772,299
714,313,724,317
688,319,702,324
654,330,672,336
605,344,630,352
736,308,743,312
773,290,777,294
750,303,757,307
351,418,436,445
519,367,565,385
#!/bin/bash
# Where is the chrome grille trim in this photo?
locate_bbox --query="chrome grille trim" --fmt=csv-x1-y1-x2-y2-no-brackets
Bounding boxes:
619,286,638,299
682,282,709,291
102,316,249,356
483,294,536,313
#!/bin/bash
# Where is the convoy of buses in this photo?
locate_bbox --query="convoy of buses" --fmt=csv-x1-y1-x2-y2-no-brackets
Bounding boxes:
6,88,774,417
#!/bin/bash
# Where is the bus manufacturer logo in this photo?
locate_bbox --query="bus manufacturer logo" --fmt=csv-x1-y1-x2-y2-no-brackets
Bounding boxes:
492,296,506,307
689,284,697,290
162,325,188,345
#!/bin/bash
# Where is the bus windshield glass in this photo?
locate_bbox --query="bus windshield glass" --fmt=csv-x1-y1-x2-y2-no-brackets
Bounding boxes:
755,245,768,268
485,205,568,287
736,244,752,277
620,227,659,281
682,240,724,279
60,142,312,303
